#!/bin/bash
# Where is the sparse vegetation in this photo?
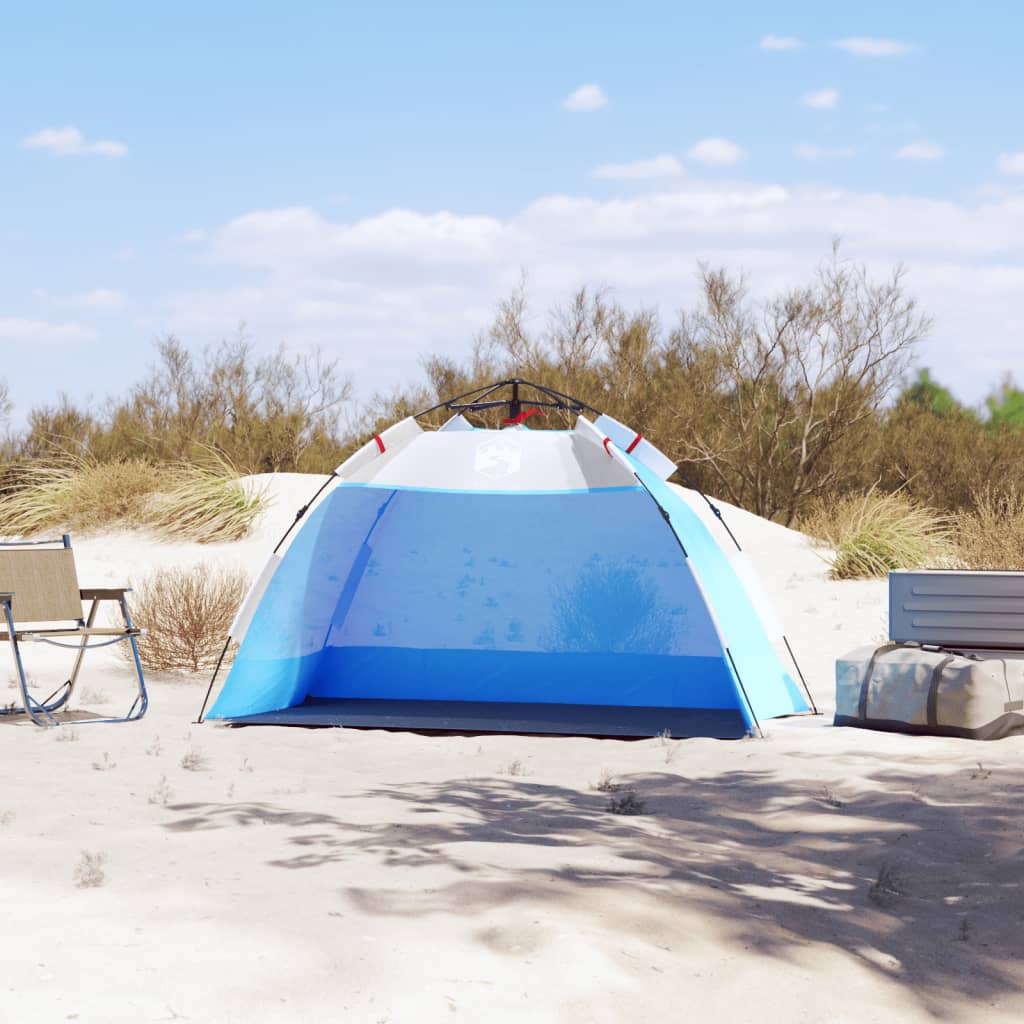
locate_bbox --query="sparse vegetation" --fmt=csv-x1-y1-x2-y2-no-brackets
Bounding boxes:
868,862,904,904
180,746,207,771
148,776,174,806
801,490,952,579
593,769,621,793
500,758,529,777
126,564,248,673
0,453,264,543
54,726,79,743
657,728,678,765
91,751,117,771
606,789,647,815
820,785,844,808
956,487,1024,570
73,851,106,888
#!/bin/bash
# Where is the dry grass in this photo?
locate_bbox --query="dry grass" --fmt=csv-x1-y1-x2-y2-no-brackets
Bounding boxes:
801,490,952,580
145,452,268,543
73,851,106,888
0,453,265,542
956,486,1024,570
126,563,248,673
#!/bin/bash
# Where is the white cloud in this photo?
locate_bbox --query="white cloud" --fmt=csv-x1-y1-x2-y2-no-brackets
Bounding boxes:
69,289,128,311
21,125,127,157
593,154,684,180
0,318,96,344
562,84,608,112
834,37,912,57
897,141,945,161
687,138,746,167
175,228,208,244
153,178,1024,407
760,34,800,51
997,152,1024,175
795,143,856,161
802,88,839,110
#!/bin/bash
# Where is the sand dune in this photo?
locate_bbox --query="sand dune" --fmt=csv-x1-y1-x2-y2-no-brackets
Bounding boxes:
1,474,1022,1023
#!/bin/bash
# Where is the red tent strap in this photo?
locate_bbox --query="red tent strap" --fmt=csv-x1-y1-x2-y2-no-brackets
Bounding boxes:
373,434,386,453
626,432,643,454
602,437,614,457
502,407,544,425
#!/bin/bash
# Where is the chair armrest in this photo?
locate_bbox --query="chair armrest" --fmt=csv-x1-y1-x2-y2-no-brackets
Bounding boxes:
80,587,132,600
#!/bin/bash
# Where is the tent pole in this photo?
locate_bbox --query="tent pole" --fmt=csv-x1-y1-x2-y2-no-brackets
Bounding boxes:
195,637,231,724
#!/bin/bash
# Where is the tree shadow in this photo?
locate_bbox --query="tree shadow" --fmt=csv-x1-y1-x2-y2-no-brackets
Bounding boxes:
165,761,1024,1014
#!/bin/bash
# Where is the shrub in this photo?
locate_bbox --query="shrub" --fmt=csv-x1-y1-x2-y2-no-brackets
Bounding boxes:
126,564,249,673
956,487,1024,570
801,490,952,580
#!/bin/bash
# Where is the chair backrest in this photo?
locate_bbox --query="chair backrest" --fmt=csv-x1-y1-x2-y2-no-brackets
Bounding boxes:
0,537,84,624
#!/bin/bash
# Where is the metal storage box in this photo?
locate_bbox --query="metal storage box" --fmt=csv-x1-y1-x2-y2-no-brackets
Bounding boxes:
889,570,1024,650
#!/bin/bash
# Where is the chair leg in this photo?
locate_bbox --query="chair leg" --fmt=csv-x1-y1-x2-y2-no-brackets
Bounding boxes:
62,597,101,711
119,595,148,721
2,603,58,727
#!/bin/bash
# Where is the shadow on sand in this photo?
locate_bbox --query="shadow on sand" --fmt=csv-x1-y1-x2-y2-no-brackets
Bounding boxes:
165,760,1024,1013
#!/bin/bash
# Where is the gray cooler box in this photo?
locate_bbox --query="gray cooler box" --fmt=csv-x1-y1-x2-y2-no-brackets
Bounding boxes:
836,570,1024,738
836,644,1024,739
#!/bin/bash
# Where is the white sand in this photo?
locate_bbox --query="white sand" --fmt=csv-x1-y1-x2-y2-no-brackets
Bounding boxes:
1,474,1022,1023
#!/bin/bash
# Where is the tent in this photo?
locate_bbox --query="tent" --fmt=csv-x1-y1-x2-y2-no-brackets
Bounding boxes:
202,380,814,738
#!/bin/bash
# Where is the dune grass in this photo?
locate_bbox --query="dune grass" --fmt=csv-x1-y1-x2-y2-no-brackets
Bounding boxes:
0,453,265,542
801,490,953,580
956,486,1024,570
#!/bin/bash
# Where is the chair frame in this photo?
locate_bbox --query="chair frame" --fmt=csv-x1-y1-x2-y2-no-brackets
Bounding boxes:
0,534,148,726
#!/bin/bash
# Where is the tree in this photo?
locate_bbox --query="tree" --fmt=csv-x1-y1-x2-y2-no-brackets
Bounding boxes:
666,249,930,525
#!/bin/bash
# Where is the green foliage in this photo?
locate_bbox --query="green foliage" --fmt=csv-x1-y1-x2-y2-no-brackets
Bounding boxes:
902,368,962,417
985,377,1024,431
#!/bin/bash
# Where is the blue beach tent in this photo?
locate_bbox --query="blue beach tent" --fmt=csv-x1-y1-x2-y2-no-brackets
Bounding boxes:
201,381,814,738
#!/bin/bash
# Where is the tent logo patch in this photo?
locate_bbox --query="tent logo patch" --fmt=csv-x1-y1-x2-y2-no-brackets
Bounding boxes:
474,438,522,479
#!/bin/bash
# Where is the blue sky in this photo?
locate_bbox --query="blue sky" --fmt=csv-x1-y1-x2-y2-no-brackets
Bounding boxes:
3,1,1023,422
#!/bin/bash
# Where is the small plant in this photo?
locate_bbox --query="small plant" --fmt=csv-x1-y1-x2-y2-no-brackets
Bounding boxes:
800,489,952,580
593,769,621,793
240,757,254,773
91,751,117,772
958,917,970,942
145,735,163,757
180,746,207,771
148,776,173,806
78,687,109,705
54,726,79,743
0,810,14,825
73,850,106,888
500,758,529,777
606,789,647,815
657,727,678,764
970,762,991,780
868,862,904,905
125,564,249,673
820,785,844,808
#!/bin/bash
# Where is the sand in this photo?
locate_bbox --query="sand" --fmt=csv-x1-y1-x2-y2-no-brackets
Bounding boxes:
1,474,1022,1023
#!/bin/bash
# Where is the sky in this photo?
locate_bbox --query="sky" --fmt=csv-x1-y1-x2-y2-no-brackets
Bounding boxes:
2,1,1023,423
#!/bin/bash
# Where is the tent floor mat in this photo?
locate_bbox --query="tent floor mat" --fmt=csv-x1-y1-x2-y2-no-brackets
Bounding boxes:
219,698,749,738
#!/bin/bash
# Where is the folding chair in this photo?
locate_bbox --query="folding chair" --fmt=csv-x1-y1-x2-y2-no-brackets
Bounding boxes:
0,534,148,726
